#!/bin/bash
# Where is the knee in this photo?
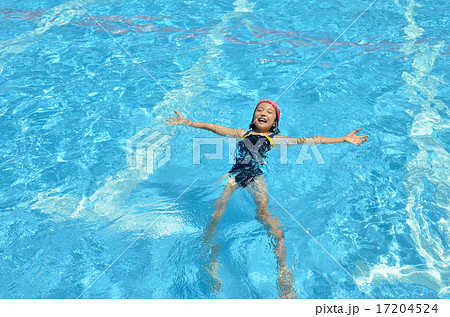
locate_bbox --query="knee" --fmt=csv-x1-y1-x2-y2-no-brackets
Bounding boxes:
270,218,285,241
256,199,269,214
256,215,285,240
211,210,223,221
256,208,270,223
273,228,285,242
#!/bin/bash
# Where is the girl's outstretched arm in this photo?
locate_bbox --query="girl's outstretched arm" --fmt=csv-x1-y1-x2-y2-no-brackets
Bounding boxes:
274,128,369,146
164,110,245,138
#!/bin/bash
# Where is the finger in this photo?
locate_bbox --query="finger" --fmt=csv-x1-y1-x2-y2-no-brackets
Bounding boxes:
174,110,180,115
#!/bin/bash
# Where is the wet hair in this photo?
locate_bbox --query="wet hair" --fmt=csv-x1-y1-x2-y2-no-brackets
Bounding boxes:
249,107,280,134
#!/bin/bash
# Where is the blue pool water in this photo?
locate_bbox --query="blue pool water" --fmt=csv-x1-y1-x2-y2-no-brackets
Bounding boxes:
0,0,449,298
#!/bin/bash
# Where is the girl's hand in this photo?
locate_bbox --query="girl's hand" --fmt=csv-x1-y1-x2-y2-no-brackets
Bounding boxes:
344,128,369,146
164,110,190,126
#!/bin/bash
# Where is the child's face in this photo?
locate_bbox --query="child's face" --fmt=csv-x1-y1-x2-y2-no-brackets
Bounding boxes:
253,102,277,131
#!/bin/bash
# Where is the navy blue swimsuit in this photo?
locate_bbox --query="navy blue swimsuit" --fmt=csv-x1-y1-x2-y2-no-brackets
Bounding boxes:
229,130,275,188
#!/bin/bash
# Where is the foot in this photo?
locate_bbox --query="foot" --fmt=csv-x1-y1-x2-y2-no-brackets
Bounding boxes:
204,245,223,294
277,266,298,299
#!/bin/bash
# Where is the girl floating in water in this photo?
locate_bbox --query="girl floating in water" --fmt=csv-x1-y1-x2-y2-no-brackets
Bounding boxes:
164,99,368,298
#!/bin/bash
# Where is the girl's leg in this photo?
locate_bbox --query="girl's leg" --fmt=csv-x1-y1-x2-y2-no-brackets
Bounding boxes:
247,177,297,299
201,176,238,293
203,176,238,245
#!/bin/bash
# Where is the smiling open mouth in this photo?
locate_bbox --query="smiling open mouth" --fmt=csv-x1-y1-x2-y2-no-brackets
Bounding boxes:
257,117,267,123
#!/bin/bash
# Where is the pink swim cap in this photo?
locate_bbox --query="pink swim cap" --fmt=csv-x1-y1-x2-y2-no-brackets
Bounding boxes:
256,98,280,121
